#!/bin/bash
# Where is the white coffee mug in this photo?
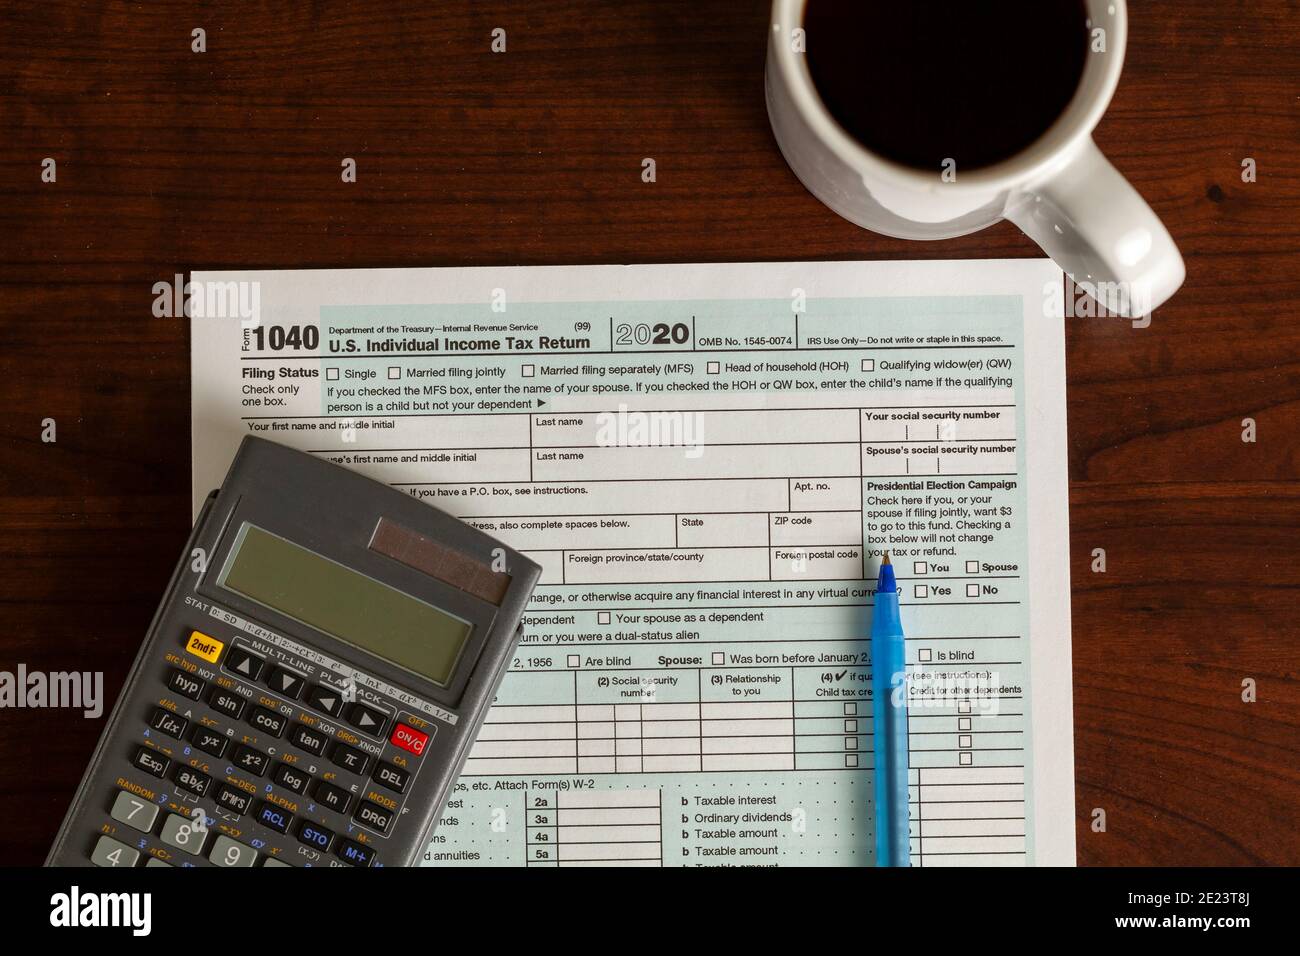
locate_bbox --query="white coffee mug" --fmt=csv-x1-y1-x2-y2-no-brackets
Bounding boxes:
765,0,1184,317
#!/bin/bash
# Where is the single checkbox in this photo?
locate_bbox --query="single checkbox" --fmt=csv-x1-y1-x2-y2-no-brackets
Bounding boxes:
844,719,858,733
966,560,979,573
711,651,724,665
913,561,928,575
958,717,971,731
521,364,535,377
959,752,973,766
707,361,720,374
566,655,580,668
966,583,980,597
597,611,610,625
844,702,857,716
959,734,972,748
861,359,875,372
958,700,972,714
918,648,932,663
326,367,339,381
387,366,401,380
845,754,859,768
844,737,858,750
914,584,928,599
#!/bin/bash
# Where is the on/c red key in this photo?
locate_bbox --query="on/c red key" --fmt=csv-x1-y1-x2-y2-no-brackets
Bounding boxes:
390,722,430,756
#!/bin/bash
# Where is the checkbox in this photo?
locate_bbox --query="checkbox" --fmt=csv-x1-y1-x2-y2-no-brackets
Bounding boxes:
844,737,858,750
861,359,875,372
707,361,720,374
845,754,859,768
521,364,535,378
958,717,971,731
711,651,724,665
913,561,928,575
387,366,401,380
844,702,857,716
959,752,973,766
958,700,972,714
597,611,610,625
966,560,979,574
966,583,980,597
918,648,932,663
326,368,339,381
567,654,580,668
959,734,972,748
844,719,857,733
913,584,928,599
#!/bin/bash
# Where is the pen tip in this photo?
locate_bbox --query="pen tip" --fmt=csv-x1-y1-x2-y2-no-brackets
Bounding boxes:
882,552,891,565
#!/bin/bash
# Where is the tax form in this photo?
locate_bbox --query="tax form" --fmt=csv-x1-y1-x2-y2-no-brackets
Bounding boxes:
190,259,1075,866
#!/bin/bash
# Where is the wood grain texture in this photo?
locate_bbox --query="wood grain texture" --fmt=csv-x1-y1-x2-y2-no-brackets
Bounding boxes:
1,1,1297,865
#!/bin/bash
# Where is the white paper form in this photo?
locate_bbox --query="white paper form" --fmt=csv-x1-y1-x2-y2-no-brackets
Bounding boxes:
191,259,1075,866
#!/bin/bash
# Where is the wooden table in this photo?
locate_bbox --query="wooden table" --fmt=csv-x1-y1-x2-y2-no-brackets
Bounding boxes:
2,1,1296,865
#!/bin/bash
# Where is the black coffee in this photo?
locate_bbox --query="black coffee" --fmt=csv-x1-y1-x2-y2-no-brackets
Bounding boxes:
802,0,1091,171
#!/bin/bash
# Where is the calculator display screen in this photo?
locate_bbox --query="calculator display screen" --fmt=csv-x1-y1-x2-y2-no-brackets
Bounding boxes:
217,523,473,685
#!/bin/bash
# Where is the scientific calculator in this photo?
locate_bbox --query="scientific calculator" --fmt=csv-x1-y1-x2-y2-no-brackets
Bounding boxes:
46,436,540,868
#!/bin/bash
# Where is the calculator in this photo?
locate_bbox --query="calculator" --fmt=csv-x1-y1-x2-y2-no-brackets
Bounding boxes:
46,436,540,868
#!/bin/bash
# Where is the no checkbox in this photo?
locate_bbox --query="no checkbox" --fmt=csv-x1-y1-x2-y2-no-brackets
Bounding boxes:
966,583,980,597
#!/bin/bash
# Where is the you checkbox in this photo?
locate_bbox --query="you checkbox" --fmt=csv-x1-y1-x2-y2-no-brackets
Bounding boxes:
913,561,928,575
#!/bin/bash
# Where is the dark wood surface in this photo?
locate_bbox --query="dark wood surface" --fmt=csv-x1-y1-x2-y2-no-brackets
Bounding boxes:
1,1,1297,866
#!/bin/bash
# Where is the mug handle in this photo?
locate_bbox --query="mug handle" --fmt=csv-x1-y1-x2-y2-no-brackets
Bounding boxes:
1007,140,1185,318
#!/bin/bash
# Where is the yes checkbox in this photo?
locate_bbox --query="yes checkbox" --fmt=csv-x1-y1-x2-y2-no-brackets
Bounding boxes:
966,583,980,597
913,584,928,599
326,368,339,381
387,367,401,380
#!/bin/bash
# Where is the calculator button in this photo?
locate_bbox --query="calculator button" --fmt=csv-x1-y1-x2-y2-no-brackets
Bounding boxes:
255,801,293,833
145,857,172,867
132,745,170,778
288,722,328,756
262,856,292,867
330,742,370,775
248,705,287,738
347,703,387,736
306,683,345,717
208,687,246,720
185,630,224,664
272,762,310,794
149,706,188,739
191,725,229,758
312,780,352,814
296,820,335,852
353,799,394,833
266,666,306,700
209,834,258,867
110,790,159,832
214,783,254,815
335,838,375,867
225,645,265,680
166,668,205,701
91,835,140,868
232,744,270,777
174,765,213,798
372,760,410,794
159,812,209,855
390,722,431,756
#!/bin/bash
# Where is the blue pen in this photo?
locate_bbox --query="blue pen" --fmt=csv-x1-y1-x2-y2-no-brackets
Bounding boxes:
871,553,911,866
